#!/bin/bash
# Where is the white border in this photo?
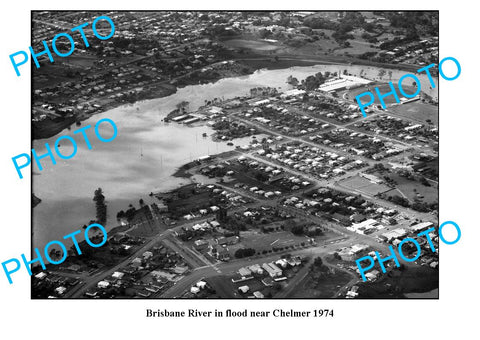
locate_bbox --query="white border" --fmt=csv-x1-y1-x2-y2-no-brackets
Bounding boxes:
0,1,477,338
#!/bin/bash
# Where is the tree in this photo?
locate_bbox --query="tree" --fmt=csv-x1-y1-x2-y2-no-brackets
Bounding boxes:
272,283,282,291
258,28,272,39
313,257,323,268
176,101,189,113
234,248,256,259
420,176,431,187
93,188,107,226
291,225,304,235
389,195,410,207
303,75,322,91
287,75,299,86
411,201,430,212
116,210,126,220
125,207,136,222
314,72,325,84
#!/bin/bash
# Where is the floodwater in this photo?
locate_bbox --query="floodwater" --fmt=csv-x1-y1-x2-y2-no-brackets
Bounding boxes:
33,64,337,249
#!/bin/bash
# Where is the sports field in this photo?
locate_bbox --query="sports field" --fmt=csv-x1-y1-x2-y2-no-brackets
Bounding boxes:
339,175,392,196
349,82,419,107
387,101,438,125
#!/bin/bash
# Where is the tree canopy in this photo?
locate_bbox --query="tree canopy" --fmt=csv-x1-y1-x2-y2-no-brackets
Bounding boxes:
93,188,107,226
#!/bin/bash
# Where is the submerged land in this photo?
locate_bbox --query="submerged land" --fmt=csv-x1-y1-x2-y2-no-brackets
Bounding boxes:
32,11,439,299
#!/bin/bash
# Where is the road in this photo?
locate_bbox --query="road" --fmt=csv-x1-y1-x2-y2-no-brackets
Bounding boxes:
274,254,359,299
162,236,211,268
147,101,435,298
67,200,276,298
161,236,363,298
274,258,313,298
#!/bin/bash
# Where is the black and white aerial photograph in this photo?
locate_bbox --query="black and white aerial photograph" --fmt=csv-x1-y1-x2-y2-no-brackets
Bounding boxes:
30,10,439,299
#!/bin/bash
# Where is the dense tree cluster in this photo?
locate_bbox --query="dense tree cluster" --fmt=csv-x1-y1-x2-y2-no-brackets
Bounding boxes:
234,248,256,258
93,188,107,226
383,11,438,35
301,72,326,91
117,207,136,222
313,257,323,268
291,225,305,235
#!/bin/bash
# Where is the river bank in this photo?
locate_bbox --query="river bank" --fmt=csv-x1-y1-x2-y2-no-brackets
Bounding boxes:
32,62,430,252
32,56,427,141
32,61,252,140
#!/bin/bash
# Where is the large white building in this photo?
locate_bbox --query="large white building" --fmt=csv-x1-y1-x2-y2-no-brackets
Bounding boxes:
318,74,372,92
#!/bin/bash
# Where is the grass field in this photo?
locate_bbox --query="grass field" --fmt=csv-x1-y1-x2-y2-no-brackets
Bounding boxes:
334,39,379,56
387,173,438,205
167,190,212,212
365,169,438,204
230,228,338,256
386,101,438,125
63,55,98,68
232,230,309,253
339,175,393,196
224,39,281,51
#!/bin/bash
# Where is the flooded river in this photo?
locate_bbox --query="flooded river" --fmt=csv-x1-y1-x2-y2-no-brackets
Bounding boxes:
33,63,437,249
